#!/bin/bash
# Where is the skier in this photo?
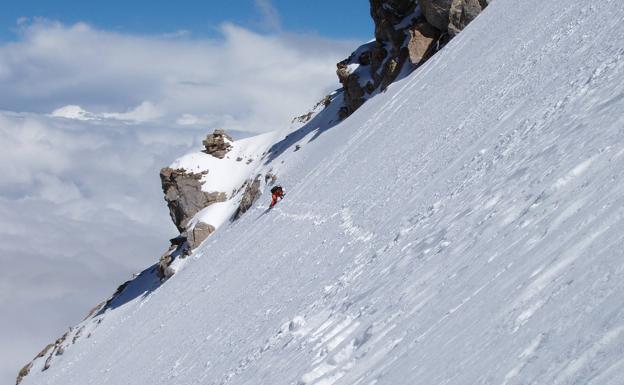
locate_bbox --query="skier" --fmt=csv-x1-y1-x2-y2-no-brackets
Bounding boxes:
269,185,285,209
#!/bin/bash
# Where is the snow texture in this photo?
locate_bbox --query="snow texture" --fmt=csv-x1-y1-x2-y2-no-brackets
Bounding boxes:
21,0,624,384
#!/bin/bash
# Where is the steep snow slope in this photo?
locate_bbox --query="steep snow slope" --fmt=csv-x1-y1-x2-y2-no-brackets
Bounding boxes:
23,0,624,384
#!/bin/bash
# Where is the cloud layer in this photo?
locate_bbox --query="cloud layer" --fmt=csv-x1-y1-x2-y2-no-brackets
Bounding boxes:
0,20,352,132
0,19,355,383
0,112,197,382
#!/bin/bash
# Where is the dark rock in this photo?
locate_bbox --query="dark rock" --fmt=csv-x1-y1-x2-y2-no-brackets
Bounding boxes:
202,129,233,159
265,173,277,185
187,221,216,249
337,0,486,118
16,362,32,385
337,1,420,117
419,0,488,35
406,21,440,65
233,175,262,220
169,235,187,246
448,0,489,36
43,332,68,371
418,0,453,31
36,344,55,359
160,167,227,232
158,245,178,279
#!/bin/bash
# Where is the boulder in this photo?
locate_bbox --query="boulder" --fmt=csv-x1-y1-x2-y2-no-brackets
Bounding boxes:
418,0,453,31
418,0,488,35
406,21,440,65
202,129,233,159
187,221,216,249
160,167,227,232
448,0,489,37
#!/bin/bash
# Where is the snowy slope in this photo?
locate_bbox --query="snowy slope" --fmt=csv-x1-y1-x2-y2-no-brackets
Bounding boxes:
22,0,624,384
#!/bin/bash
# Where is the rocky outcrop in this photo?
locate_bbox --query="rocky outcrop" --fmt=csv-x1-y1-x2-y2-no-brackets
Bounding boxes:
418,0,452,31
420,0,489,36
407,21,440,64
16,333,69,384
337,1,433,117
157,235,189,278
16,363,32,385
233,175,262,220
187,221,216,249
160,167,227,232
158,249,177,279
202,129,233,159
337,0,488,117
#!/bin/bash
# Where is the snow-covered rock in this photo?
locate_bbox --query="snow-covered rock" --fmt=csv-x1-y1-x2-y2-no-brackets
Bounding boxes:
202,129,234,159
159,167,226,232
337,0,487,118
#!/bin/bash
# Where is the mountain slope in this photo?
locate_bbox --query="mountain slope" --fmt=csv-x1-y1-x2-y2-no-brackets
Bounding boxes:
21,0,624,384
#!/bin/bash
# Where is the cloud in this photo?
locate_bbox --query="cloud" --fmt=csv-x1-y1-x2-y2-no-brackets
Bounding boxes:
0,19,355,133
255,0,282,32
0,111,199,383
51,101,163,123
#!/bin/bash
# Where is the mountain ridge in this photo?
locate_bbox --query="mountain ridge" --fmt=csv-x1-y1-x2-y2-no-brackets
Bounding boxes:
18,0,624,384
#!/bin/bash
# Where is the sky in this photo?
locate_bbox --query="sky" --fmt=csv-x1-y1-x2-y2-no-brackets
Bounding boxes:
0,1,371,384
0,0,373,41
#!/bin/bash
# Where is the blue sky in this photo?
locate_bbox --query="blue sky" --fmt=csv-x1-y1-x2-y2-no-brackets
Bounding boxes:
1,0,373,41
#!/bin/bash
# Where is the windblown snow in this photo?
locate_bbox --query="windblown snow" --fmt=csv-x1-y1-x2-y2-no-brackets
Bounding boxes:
22,0,624,384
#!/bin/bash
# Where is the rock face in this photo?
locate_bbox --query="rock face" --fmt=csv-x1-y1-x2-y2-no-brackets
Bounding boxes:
337,0,488,117
447,0,489,36
337,0,434,117
160,167,227,232
233,175,262,220
420,0,489,36
202,129,233,159
418,0,453,30
187,221,216,249
16,363,33,385
407,21,440,64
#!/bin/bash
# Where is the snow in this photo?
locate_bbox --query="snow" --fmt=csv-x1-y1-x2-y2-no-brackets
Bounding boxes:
21,1,624,385
191,200,239,230
170,131,279,196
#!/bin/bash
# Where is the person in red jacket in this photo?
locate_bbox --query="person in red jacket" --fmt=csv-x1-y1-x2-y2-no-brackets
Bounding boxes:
270,185,285,208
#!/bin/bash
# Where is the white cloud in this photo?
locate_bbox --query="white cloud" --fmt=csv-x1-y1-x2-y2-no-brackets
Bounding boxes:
51,105,96,120
0,111,198,383
52,101,164,123
0,19,354,133
100,101,164,122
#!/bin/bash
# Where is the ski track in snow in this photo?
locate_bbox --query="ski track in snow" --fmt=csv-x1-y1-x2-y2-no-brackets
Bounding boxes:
20,1,624,385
